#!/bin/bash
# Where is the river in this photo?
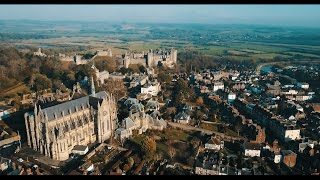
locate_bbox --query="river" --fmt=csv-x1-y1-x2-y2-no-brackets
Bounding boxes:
260,65,273,73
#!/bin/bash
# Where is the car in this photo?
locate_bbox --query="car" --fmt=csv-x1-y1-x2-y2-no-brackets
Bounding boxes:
18,158,24,163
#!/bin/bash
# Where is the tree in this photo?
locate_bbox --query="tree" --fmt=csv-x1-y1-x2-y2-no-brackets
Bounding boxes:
52,79,67,92
194,110,205,123
128,157,134,168
158,72,173,84
123,164,130,172
141,136,156,157
234,118,243,137
196,96,204,106
168,146,176,159
33,74,52,91
102,79,127,102
139,65,146,73
128,64,141,73
94,57,118,72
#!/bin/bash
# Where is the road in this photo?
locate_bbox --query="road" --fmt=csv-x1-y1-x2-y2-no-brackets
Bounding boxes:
167,122,245,141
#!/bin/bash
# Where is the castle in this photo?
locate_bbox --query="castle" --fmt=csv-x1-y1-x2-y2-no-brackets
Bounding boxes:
121,48,177,68
24,78,118,161
59,48,113,65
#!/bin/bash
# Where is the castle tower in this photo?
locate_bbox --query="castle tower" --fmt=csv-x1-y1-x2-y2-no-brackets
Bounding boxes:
90,76,96,97
171,48,177,65
147,49,154,67
124,54,131,68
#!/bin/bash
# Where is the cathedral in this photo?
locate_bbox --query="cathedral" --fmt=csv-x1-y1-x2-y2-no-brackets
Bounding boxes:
24,77,118,161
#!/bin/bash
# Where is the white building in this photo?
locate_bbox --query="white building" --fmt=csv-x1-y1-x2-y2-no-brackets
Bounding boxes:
281,89,298,95
174,111,191,124
92,64,109,85
243,142,261,157
204,137,224,151
284,129,300,142
0,157,11,171
33,48,47,57
72,145,89,155
274,153,282,164
298,82,309,89
213,82,224,92
227,92,236,103
0,105,15,120
141,81,161,96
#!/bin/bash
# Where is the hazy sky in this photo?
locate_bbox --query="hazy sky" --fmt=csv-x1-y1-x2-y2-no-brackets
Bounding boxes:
0,5,320,27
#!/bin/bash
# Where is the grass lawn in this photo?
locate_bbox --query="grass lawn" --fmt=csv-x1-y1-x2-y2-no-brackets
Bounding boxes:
225,128,238,137
0,82,30,98
199,123,218,132
161,129,190,142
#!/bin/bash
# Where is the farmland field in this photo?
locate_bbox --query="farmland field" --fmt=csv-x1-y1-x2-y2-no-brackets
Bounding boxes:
1,20,320,62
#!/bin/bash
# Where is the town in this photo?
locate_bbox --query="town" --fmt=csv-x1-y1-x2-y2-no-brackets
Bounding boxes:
1,45,320,175
1,4,320,176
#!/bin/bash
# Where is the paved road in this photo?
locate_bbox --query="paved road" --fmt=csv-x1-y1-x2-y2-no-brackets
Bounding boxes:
167,122,245,141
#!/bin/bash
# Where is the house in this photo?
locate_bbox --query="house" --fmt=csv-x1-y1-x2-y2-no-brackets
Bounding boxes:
309,103,320,113
213,82,224,92
281,150,297,168
0,105,16,120
79,161,94,173
227,92,236,103
145,100,160,112
116,98,166,140
242,142,261,157
273,152,282,164
0,157,11,171
204,136,224,151
174,111,191,124
298,82,309,89
136,93,152,101
195,157,219,175
72,145,89,155
140,80,161,96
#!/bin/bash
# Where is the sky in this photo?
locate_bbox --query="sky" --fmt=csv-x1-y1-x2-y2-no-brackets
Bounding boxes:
0,5,320,27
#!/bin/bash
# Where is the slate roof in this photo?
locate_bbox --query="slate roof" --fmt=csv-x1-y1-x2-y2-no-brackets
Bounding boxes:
243,142,261,150
41,91,107,121
72,145,88,152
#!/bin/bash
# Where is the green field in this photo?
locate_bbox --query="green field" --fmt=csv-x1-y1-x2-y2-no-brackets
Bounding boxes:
0,82,30,98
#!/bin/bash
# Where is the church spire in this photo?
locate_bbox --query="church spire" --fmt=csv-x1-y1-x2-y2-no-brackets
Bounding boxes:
91,76,96,96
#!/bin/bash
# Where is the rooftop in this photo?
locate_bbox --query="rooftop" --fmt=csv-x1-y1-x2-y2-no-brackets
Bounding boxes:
34,91,108,121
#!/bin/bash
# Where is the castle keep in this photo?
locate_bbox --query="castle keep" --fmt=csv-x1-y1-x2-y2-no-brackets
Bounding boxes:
121,48,177,68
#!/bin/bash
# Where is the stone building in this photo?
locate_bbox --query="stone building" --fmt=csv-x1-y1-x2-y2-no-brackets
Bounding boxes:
33,48,47,57
121,48,177,68
115,98,166,140
24,78,118,161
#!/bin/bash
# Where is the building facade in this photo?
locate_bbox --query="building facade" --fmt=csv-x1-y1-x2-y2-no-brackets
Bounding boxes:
121,48,177,68
24,80,117,161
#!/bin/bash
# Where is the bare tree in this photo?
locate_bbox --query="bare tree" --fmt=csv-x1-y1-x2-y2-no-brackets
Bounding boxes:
168,146,176,159
102,78,127,101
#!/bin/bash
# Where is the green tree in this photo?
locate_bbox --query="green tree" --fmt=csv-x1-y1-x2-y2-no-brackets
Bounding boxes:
33,74,52,91
138,65,146,73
